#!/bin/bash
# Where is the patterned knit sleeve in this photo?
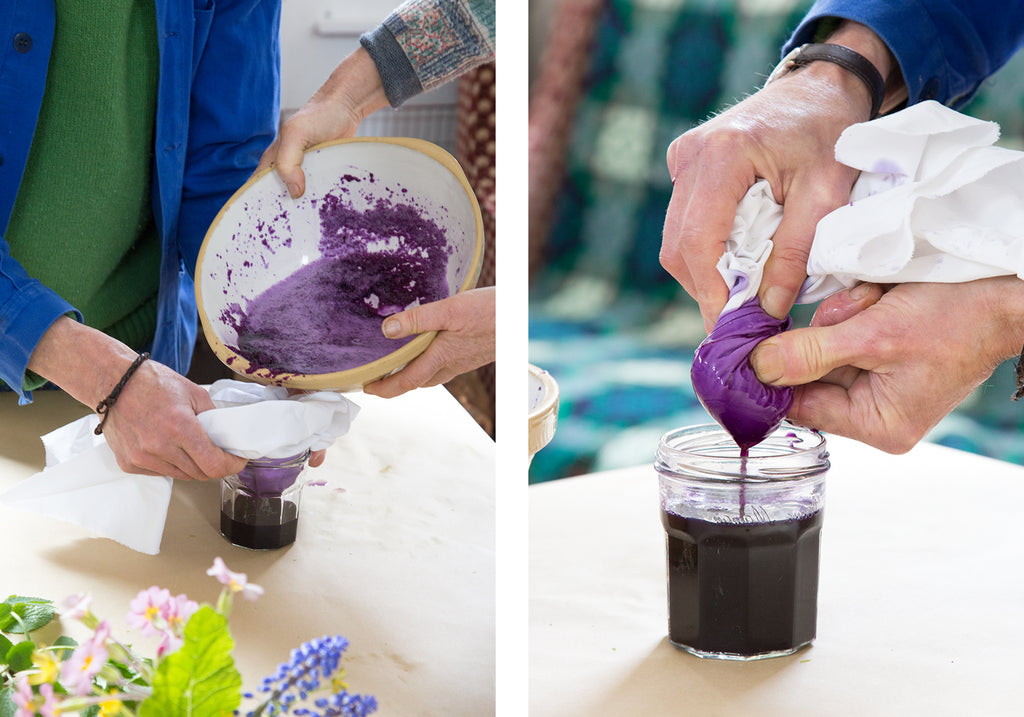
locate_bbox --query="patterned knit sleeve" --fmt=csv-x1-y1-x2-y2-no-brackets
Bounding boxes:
360,0,495,107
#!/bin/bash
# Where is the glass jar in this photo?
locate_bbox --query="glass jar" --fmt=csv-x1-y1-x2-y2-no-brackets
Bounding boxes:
220,449,311,550
656,423,829,660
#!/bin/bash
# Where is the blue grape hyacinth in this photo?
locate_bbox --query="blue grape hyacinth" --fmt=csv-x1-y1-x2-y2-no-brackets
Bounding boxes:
246,635,377,717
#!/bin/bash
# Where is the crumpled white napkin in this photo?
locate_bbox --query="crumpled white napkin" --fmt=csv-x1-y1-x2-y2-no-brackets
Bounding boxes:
719,100,1024,308
0,380,359,555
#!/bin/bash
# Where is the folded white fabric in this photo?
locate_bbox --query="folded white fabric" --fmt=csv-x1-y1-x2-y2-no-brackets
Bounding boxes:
0,380,359,555
720,100,1024,307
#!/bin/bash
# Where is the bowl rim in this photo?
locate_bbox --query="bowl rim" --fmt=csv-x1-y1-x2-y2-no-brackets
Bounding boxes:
195,136,485,391
528,364,559,457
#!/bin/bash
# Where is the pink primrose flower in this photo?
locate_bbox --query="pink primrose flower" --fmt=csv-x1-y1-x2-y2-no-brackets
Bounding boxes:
60,620,110,696
38,682,63,717
207,557,264,601
126,586,173,636
164,593,199,632
60,592,92,620
12,675,35,716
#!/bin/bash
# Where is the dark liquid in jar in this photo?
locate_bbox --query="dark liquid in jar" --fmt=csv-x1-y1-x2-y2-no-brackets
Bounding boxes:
220,495,299,550
662,509,823,657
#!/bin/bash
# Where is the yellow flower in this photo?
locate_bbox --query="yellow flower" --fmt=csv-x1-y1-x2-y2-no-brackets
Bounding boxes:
330,668,349,692
98,691,123,716
28,650,61,685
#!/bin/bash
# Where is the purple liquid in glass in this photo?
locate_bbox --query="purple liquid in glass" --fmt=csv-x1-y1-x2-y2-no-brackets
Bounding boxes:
220,453,307,550
663,509,823,657
220,496,299,550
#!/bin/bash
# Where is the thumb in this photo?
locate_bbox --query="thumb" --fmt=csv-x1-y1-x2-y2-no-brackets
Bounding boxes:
275,143,307,199
382,300,449,339
271,123,313,198
750,325,853,387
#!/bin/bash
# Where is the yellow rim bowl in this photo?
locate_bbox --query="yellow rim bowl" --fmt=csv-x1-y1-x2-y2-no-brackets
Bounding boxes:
195,137,484,391
528,364,559,463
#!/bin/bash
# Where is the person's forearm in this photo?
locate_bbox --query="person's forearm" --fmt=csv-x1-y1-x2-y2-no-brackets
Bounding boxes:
989,277,1024,365
27,316,140,409
315,48,390,124
821,20,907,115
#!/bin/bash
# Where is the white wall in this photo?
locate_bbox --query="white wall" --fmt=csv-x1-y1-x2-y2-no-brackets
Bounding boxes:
280,0,459,152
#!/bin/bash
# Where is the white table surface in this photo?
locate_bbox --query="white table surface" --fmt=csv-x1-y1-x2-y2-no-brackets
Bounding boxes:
530,433,1024,716
0,385,495,717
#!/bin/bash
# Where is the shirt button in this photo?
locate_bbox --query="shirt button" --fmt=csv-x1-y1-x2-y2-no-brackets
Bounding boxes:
13,32,32,53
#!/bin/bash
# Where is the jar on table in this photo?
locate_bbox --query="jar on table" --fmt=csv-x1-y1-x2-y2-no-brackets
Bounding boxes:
656,424,829,660
220,449,311,550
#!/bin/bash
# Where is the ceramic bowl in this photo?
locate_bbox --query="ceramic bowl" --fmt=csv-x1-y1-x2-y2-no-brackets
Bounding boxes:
195,137,484,391
528,364,559,465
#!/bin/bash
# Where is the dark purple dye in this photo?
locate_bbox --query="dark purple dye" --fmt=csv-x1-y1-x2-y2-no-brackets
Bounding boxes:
220,494,299,550
223,191,451,376
662,509,822,657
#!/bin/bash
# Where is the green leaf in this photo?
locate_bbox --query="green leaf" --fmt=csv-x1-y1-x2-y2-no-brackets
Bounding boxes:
0,634,12,660
0,604,11,632
139,606,241,717
2,596,55,634
6,640,35,673
51,634,78,660
0,686,19,717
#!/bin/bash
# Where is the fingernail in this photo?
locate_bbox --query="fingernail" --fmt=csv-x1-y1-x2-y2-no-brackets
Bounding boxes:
761,286,792,320
850,282,869,300
382,318,401,338
287,182,301,198
750,342,784,384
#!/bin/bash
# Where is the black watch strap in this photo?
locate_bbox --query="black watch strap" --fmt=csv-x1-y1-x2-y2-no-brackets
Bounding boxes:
772,43,887,119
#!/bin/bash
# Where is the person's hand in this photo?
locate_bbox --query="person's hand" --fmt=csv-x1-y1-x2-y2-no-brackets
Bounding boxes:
101,361,249,480
363,287,495,398
28,318,247,481
661,21,901,331
256,47,390,199
749,278,1024,453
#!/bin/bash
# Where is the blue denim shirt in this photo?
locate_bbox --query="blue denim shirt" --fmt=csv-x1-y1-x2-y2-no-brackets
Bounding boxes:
785,1,1024,108
0,0,280,402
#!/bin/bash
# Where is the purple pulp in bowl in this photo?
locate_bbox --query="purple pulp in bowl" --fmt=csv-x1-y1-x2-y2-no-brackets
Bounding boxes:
219,182,453,377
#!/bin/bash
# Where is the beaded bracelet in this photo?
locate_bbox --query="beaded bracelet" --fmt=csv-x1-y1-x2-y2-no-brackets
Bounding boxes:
94,352,150,435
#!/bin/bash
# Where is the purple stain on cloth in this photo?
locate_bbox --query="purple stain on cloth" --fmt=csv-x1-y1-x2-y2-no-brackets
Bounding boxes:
225,190,450,376
235,455,306,497
690,297,793,451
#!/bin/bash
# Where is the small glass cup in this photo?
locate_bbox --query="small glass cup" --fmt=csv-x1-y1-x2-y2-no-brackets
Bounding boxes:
656,424,829,660
220,449,311,550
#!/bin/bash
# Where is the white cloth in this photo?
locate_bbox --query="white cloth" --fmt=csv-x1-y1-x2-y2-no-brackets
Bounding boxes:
720,100,1024,309
0,380,359,555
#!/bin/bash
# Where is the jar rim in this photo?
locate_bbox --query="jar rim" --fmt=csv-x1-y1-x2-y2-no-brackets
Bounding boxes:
245,448,312,467
655,423,828,482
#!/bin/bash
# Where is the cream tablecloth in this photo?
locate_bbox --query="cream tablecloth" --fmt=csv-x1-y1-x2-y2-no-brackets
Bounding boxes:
530,434,1024,716
0,386,495,716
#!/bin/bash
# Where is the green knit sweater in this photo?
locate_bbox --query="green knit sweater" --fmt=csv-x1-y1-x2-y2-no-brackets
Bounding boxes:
6,0,161,364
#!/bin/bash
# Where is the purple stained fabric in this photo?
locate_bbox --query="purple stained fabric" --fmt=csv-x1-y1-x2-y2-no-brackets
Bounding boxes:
236,455,306,497
690,297,793,451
